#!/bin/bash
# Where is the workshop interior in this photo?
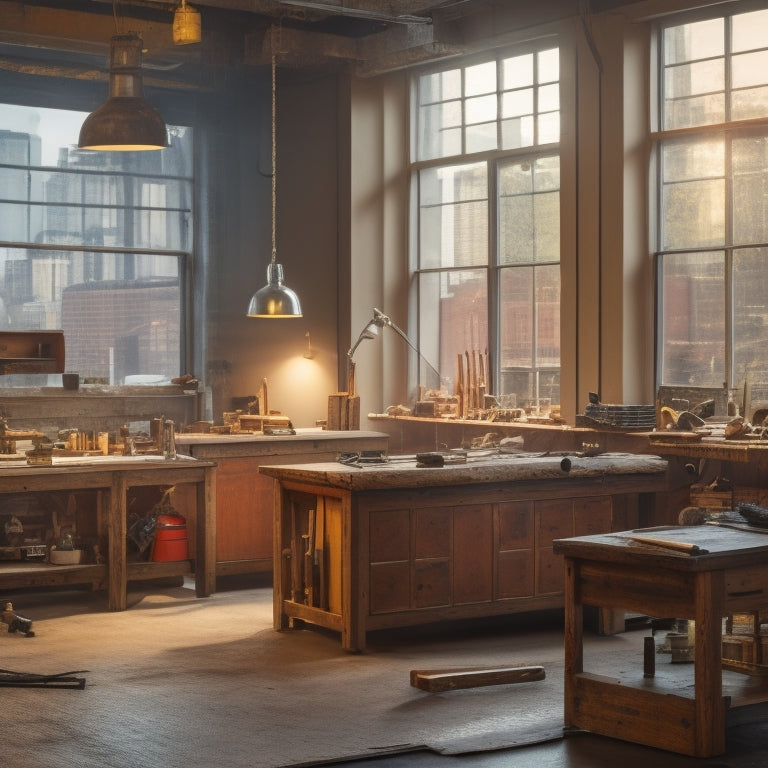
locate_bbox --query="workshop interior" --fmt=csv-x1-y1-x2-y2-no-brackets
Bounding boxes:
2,1,768,767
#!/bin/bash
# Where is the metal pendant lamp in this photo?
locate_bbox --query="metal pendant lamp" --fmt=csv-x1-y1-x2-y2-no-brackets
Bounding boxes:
246,33,302,319
78,33,168,152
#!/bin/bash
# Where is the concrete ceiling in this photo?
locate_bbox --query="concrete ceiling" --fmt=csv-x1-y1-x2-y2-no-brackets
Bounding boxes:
0,0,640,83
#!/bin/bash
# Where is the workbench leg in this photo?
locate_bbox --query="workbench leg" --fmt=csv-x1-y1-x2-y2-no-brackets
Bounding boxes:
195,466,216,598
273,483,291,631
341,494,365,653
694,570,726,757
563,557,583,728
108,478,127,611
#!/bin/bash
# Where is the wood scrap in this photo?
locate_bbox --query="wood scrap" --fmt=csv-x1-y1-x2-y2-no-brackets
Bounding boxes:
410,664,545,692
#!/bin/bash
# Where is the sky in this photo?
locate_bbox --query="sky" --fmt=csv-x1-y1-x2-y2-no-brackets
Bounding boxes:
2,104,88,165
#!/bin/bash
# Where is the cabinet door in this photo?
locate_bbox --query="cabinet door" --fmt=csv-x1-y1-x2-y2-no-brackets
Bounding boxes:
453,505,493,604
216,457,273,562
412,507,451,608
536,499,575,595
574,497,613,536
370,509,411,614
496,501,535,599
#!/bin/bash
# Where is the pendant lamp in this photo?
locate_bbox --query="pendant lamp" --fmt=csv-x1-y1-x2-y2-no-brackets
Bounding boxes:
173,0,202,46
78,33,168,151
246,35,302,318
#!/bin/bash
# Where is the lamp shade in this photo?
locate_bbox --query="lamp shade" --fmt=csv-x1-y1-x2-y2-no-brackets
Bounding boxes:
78,34,168,151
247,263,302,318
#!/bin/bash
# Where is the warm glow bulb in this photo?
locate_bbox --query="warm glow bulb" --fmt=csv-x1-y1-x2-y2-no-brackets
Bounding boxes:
173,0,202,45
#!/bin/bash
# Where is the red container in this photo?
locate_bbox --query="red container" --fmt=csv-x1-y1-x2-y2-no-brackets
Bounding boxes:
151,513,189,562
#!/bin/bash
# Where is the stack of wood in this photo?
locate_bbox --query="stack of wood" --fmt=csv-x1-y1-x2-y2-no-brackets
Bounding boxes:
327,361,360,430
455,349,489,419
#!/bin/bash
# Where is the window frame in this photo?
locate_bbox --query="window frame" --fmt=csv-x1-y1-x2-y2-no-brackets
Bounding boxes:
409,41,562,408
0,72,196,387
653,4,768,394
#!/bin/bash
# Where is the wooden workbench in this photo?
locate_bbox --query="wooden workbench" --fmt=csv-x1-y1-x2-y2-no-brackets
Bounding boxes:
0,455,216,610
261,452,677,651
554,524,768,757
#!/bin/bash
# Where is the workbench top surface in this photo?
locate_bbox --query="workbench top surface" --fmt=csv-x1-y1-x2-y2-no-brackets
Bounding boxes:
259,452,668,491
176,429,388,445
554,523,768,570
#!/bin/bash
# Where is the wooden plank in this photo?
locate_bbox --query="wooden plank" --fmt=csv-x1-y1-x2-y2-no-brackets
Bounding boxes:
410,665,545,692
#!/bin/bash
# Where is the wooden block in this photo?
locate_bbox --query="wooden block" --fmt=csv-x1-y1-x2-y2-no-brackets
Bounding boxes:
327,393,347,431
346,394,360,430
410,664,545,692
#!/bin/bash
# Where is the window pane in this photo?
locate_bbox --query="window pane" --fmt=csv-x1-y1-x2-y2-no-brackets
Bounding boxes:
664,61,725,128
0,247,181,382
498,264,560,409
732,9,768,52
502,88,533,119
502,53,533,90
499,156,560,265
419,163,488,269
664,18,723,65
733,135,768,245
660,252,725,387
418,101,462,160
663,19,725,129
501,115,534,149
465,122,497,154
538,48,559,83
661,138,725,249
538,83,559,113
734,248,768,382
418,269,488,392
466,93,497,124
419,69,461,104
732,85,768,121
537,112,560,145
465,61,496,97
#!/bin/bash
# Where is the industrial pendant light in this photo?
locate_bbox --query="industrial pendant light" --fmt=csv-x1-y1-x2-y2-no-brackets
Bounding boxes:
173,0,202,45
78,33,168,151
247,33,302,319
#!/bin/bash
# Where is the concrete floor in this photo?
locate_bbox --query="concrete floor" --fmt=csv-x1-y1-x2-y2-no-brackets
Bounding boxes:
336,724,768,768
4,578,767,768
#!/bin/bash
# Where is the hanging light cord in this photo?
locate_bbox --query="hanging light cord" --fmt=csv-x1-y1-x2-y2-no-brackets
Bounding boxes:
270,31,277,268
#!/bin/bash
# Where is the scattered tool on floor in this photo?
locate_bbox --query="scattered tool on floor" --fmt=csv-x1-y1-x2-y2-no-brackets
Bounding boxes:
410,664,545,693
0,668,87,689
2,601,35,636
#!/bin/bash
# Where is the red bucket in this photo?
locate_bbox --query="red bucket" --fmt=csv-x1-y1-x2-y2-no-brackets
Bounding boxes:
151,513,189,562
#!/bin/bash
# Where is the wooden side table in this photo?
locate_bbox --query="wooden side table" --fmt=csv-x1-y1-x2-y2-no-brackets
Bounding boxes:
554,525,768,757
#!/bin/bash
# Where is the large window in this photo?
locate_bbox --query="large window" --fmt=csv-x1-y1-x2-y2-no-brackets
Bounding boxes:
412,45,561,413
656,8,768,393
0,103,193,385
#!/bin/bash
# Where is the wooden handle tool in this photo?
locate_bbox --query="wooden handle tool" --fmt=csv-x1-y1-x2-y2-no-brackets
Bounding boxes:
628,535,708,555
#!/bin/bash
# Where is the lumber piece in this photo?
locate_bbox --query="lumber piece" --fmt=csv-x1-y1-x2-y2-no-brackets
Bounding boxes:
410,664,545,692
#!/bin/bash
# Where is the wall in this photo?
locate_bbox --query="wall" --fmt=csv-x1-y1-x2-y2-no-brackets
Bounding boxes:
200,67,341,428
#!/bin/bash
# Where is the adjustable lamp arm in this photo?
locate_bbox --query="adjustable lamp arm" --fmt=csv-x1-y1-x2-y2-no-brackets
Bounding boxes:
347,308,441,383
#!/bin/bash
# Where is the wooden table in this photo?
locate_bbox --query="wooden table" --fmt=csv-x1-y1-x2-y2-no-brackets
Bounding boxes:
261,453,674,651
553,524,768,757
0,455,216,611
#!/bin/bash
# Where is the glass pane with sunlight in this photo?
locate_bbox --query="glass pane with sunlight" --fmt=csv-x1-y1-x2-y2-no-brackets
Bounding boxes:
419,269,488,395
660,251,725,387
